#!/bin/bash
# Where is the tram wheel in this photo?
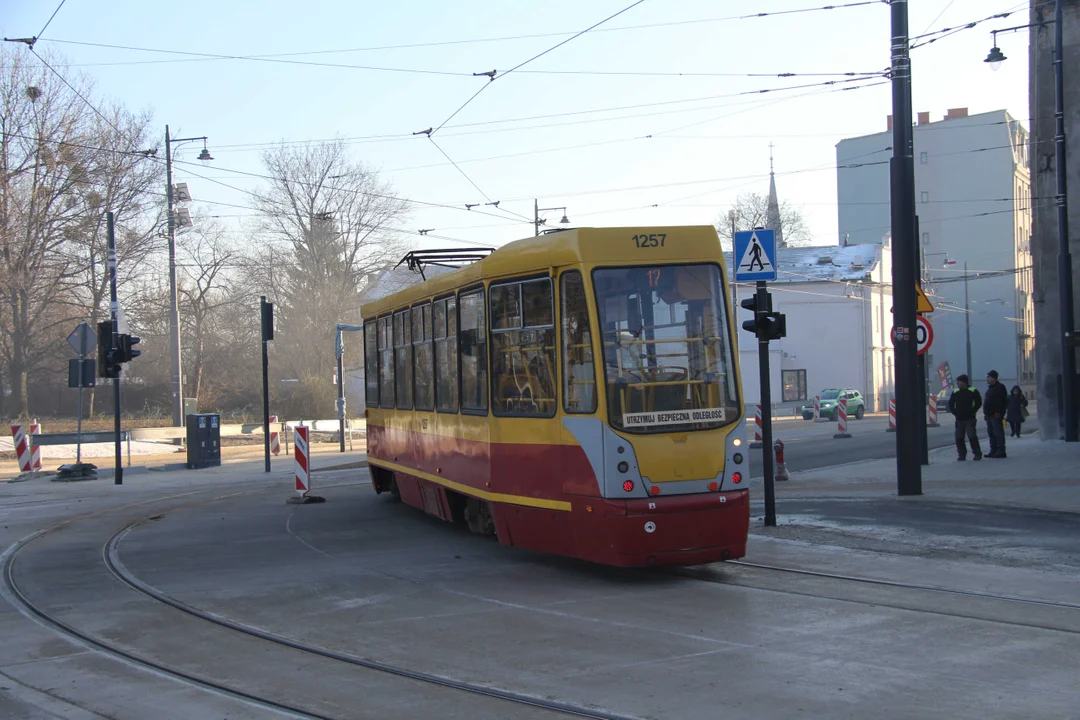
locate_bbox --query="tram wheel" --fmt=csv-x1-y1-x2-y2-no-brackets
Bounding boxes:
465,497,496,537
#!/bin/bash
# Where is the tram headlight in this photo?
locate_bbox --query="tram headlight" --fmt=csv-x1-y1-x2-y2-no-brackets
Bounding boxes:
733,453,744,464
617,461,629,473
733,437,743,447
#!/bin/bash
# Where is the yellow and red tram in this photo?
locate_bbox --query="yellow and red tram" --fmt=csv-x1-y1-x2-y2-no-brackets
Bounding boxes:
361,226,749,567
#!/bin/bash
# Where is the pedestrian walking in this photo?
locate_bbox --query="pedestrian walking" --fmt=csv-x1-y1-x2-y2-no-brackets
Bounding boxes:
983,370,1008,458
1006,385,1029,437
948,374,983,461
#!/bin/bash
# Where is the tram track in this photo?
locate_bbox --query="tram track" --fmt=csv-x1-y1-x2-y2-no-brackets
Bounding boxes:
3,482,643,720
673,558,1080,635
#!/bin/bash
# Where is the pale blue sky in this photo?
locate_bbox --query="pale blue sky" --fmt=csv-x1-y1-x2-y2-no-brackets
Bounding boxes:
2,0,1030,250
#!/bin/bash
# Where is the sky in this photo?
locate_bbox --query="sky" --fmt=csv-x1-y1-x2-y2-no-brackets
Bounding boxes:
1,0,1031,252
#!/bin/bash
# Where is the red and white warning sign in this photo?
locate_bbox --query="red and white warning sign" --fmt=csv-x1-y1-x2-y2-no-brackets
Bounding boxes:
294,425,310,495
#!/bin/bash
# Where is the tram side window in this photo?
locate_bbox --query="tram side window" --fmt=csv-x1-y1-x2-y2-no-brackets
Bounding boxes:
560,271,597,413
434,297,458,412
490,278,556,417
459,288,488,413
378,316,394,409
413,303,434,411
394,310,412,410
364,320,378,407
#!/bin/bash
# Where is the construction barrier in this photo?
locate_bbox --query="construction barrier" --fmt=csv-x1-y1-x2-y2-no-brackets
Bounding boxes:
813,395,822,422
886,398,897,433
927,397,940,428
30,423,41,470
834,398,852,439
269,415,280,455
10,425,34,473
750,405,763,449
294,425,310,495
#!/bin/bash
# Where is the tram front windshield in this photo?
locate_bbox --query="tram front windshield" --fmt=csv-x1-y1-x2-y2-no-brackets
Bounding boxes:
593,264,740,434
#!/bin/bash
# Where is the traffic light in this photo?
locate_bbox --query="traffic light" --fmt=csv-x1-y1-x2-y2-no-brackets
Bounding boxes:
740,293,787,341
97,321,120,378
118,334,141,363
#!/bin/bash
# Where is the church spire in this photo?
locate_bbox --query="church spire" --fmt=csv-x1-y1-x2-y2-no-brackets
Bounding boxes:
766,142,786,249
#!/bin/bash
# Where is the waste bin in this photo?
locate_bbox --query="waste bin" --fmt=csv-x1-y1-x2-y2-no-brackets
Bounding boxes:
186,413,221,469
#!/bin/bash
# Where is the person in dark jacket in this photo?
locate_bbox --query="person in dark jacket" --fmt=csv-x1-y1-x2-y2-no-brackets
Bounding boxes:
1006,385,1029,437
983,370,1009,458
948,374,983,461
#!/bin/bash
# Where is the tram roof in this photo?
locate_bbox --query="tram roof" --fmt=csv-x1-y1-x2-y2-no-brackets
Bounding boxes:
361,225,722,316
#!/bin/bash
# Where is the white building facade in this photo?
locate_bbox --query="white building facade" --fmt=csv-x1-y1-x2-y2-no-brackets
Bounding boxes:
731,241,895,413
836,108,1034,394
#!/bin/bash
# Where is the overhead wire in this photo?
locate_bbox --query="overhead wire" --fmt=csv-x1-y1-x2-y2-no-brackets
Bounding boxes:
430,0,650,135
36,0,68,43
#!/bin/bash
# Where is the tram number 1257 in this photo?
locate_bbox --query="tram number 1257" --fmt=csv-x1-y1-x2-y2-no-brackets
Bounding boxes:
633,233,667,248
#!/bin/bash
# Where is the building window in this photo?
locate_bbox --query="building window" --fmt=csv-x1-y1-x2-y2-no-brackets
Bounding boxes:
434,296,458,413
364,320,378,407
490,277,557,417
459,288,488,413
412,303,434,411
921,232,929,246
561,271,597,414
920,191,929,203
378,316,394,409
782,370,807,403
920,151,928,164
394,310,412,410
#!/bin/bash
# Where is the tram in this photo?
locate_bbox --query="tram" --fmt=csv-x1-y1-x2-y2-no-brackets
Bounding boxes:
361,226,748,567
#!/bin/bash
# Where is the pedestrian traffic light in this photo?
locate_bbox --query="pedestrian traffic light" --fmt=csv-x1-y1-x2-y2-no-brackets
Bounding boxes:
118,334,141,363
97,321,120,378
740,293,786,341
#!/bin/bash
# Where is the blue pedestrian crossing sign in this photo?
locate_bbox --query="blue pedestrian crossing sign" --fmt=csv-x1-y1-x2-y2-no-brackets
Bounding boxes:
733,229,777,282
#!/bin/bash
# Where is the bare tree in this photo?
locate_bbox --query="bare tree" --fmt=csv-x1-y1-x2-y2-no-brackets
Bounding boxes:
0,46,162,418
252,140,409,382
715,192,811,250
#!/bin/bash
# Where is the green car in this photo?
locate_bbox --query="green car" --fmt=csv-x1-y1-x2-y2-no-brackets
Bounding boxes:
801,388,865,421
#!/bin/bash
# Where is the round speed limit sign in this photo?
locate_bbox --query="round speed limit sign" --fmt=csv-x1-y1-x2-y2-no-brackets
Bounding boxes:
916,315,933,355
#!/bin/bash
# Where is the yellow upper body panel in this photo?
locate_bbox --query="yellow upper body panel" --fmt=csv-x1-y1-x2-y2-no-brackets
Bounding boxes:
360,226,726,318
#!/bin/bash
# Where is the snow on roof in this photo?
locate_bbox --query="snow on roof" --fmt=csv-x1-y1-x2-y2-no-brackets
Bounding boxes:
728,242,884,284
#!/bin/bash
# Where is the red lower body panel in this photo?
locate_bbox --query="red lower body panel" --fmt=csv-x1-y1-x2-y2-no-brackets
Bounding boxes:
369,424,749,568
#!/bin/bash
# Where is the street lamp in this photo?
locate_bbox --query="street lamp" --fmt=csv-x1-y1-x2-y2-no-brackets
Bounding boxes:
985,1,1076,441
164,125,213,429
533,200,570,236
984,31,1007,70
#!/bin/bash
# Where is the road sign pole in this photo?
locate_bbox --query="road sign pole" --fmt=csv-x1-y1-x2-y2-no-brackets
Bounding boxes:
77,351,84,465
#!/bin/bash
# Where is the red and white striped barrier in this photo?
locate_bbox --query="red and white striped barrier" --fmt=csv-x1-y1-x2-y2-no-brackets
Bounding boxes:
927,397,940,428
834,398,852,439
886,398,897,433
30,423,41,470
294,425,310,495
10,425,34,473
751,404,763,448
269,415,280,455
813,395,822,422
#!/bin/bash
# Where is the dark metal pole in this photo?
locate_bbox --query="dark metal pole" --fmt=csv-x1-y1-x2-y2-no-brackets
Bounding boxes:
261,296,271,473
890,0,922,494
165,125,184,431
1054,0,1077,441
337,330,346,453
757,281,777,527
534,199,540,236
107,211,123,485
964,262,972,379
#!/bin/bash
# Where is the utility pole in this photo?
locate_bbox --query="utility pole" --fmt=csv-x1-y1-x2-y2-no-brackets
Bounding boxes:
261,296,273,473
164,126,183,429
915,215,928,466
889,0,922,494
1053,0,1077,442
533,200,569,236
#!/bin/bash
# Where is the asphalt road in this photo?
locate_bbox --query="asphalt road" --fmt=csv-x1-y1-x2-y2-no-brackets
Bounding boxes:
745,412,993,477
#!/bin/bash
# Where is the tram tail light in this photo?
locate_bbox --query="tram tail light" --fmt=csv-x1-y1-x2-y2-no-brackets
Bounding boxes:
622,479,634,492
650,486,660,496
731,472,743,484
708,481,719,492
